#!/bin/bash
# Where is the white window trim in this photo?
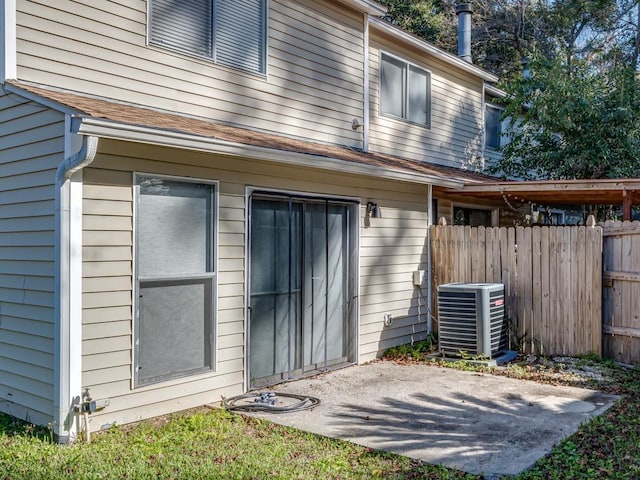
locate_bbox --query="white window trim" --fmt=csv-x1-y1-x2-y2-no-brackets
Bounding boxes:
146,0,268,76
131,172,220,390
485,102,504,150
379,50,432,129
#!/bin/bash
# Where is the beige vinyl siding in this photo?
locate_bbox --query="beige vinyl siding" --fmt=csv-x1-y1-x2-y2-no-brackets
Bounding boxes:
16,0,365,148
359,204,430,360
81,169,133,410
0,92,63,426
81,138,429,430
368,30,485,169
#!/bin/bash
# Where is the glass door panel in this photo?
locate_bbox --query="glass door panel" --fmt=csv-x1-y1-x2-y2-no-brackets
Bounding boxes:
249,199,302,382
249,195,356,388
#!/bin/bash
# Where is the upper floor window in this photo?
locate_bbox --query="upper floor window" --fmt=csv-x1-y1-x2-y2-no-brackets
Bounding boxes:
149,0,267,75
380,52,431,128
485,104,503,149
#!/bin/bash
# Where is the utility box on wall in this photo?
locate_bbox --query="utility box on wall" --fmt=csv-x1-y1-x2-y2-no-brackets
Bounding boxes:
437,283,507,358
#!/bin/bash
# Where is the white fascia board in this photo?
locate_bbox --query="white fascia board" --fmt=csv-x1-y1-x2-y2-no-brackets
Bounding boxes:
336,0,386,16
1,0,16,81
74,116,463,189
369,17,499,83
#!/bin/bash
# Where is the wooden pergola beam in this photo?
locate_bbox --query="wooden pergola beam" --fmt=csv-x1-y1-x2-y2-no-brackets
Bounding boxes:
436,179,640,213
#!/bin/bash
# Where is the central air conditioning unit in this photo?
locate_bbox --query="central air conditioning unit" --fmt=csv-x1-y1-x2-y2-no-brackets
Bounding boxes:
437,283,507,358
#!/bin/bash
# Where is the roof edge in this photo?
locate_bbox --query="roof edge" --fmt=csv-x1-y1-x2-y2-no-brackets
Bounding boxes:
74,116,463,189
369,16,499,83
335,0,387,15
485,84,506,99
4,80,83,114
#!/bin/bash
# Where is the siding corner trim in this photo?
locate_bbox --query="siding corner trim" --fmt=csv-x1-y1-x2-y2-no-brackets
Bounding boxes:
0,0,17,81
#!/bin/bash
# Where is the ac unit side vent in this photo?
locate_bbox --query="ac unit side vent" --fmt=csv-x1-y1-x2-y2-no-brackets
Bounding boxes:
437,283,507,358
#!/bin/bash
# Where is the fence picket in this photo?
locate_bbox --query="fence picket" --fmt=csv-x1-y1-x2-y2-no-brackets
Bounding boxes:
540,227,550,356
531,226,542,354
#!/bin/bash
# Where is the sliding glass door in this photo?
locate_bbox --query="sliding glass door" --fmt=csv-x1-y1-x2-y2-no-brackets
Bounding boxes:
249,195,357,388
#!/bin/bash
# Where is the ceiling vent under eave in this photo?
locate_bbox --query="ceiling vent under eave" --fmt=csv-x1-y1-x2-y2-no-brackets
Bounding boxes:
437,282,507,358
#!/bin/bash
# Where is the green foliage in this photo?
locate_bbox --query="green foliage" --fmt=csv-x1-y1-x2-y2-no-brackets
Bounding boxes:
383,334,438,360
494,52,640,180
377,0,450,45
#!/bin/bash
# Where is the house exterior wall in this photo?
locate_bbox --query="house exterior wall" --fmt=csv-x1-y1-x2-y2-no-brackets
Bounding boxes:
0,90,63,426
1,0,500,432
368,28,485,169
15,0,365,148
81,138,430,430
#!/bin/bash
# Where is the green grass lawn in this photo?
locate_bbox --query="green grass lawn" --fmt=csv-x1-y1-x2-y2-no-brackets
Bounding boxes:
1,352,639,479
0,404,478,480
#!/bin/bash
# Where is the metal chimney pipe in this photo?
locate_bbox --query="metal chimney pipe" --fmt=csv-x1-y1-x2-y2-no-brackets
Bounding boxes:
456,3,473,63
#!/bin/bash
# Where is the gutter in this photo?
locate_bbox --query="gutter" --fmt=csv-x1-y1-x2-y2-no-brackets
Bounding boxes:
74,116,463,189
53,134,99,442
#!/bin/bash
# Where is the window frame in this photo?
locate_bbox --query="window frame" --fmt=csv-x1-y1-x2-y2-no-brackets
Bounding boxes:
485,103,504,150
147,0,268,75
380,51,432,129
132,173,219,388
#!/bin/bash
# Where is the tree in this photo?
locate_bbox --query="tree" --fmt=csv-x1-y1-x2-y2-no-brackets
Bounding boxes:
377,0,451,45
493,52,640,179
379,0,640,180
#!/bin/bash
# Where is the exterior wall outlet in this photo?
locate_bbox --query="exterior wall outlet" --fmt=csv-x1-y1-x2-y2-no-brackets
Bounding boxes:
384,313,393,326
413,270,425,286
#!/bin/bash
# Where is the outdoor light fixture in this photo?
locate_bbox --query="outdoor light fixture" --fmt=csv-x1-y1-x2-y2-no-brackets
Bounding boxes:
367,201,381,218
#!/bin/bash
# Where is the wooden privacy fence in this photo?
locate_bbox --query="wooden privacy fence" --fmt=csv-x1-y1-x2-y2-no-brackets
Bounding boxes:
602,220,640,364
430,225,602,356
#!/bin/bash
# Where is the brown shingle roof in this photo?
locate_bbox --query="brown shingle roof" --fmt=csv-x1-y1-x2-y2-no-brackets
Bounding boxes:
8,80,497,185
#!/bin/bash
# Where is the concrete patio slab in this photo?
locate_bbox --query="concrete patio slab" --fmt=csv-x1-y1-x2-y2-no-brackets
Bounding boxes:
246,361,618,478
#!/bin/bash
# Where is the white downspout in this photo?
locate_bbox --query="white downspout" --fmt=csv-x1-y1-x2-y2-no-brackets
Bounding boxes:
363,13,370,152
53,130,98,442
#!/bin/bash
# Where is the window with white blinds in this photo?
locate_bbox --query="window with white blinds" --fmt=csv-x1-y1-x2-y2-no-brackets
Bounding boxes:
149,0,267,74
